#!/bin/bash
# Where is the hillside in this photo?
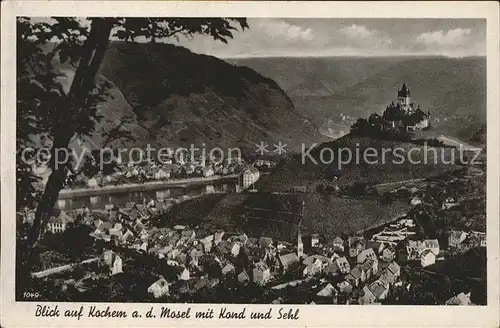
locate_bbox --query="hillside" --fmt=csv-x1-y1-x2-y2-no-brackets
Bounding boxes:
56,42,326,155
255,134,464,193
94,42,325,154
155,192,409,242
229,56,407,126
228,57,404,97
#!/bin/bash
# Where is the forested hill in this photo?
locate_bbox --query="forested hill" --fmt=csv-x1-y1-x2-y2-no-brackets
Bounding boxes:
63,42,326,155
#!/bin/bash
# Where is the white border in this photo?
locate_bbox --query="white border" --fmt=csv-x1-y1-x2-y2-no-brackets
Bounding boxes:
1,1,499,327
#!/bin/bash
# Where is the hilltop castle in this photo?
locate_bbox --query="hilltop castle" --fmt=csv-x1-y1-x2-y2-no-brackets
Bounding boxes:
350,82,432,137
382,83,430,131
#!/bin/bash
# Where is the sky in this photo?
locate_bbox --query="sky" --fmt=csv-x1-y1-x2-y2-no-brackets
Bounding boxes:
171,18,486,58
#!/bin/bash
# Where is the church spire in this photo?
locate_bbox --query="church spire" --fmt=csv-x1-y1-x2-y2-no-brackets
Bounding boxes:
297,200,305,259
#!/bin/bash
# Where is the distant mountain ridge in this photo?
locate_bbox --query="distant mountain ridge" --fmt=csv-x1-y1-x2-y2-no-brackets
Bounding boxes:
229,56,486,142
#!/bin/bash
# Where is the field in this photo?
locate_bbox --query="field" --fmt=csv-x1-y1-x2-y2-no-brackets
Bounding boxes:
157,192,409,243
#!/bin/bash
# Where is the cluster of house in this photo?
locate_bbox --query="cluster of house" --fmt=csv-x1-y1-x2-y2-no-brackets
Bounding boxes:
448,230,486,249
69,156,251,189
80,204,409,304
401,239,441,267
28,162,485,305
35,200,485,306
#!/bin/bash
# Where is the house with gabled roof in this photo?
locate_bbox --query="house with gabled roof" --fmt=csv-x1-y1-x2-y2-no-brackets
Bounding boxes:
153,168,170,180
448,230,468,248
368,280,390,300
253,261,271,286
357,248,377,264
237,270,250,283
47,210,74,234
332,236,345,252
230,233,249,246
445,292,472,305
133,220,145,234
361,259,378,280
278,252,299,272
94,221,112,235
120,228,135,244
200,234,214,252
333,256,351,274
378,270,396,286
337,280,353,294
226,242,241,257
423,239,440,256
359,286,376,305
303,258,323,277
348,237,366,258
222,263,236,276
167,248,181,260
381,246,396,262
181,229,196,240
102,250,123,275
214,230,225,245
386,262,401,277
316,283,338,298
176,253,187,266
259,236,274,249
310,233,320,248
346,265,366,286
420,249,436,267
167,234,181,247
177,267,190,281
323,262,339,276
148,277,170,298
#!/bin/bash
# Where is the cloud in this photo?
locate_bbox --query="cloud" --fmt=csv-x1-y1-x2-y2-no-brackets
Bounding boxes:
415,28,473,46
340,24,377,39
174,19,484,58
257,19,314,42
338,24,392,48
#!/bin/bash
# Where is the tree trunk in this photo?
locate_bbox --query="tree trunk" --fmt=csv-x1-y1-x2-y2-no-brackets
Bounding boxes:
26,18,113,265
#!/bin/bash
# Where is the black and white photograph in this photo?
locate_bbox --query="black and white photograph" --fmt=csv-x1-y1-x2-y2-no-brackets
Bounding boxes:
2,1,500,327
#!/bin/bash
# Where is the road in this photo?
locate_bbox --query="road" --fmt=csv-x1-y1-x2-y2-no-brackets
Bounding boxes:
31,257,99,278
437,135,479,150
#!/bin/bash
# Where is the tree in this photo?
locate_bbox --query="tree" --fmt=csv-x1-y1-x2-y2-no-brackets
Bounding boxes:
18,17,249,265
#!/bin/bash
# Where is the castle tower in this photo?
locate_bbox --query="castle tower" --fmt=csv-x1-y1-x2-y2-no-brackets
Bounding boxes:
397,83,411,108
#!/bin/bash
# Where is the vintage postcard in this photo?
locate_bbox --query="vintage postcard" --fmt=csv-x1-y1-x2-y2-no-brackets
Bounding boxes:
1,1,499,327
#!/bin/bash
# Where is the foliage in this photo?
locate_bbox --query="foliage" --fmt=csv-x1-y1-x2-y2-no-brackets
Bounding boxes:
17,16,249,264
382,103,428,126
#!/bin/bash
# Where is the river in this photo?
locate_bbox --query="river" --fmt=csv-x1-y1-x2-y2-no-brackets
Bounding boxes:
56,181,236,211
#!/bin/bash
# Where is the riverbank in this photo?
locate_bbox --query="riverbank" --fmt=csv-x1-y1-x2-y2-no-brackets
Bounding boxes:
59,174,239,198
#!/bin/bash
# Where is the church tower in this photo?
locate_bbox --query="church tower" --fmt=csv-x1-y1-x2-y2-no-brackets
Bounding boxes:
397,83,411,109
297,226,304,259
297,200,305,259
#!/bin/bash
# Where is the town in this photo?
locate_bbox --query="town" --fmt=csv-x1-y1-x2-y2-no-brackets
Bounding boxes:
65,151,274,191
17,150,486,305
